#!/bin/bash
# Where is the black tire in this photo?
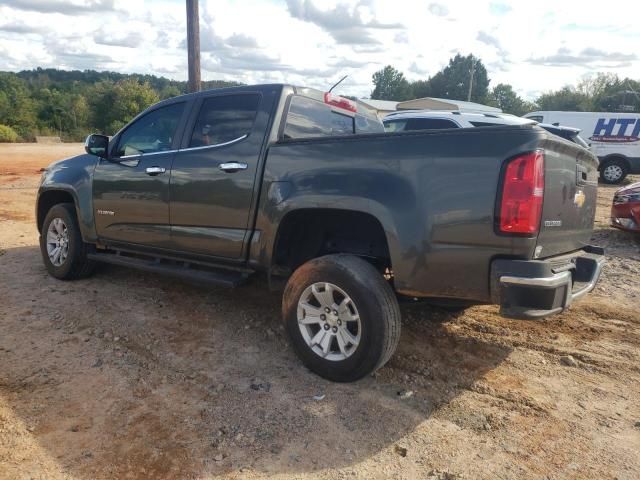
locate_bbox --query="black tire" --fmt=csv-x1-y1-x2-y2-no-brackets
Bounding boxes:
599,158,628,184
40,203,95,280
282,254,401,382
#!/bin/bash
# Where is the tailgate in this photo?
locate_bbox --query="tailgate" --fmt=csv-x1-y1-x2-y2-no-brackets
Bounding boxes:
536,136,599,259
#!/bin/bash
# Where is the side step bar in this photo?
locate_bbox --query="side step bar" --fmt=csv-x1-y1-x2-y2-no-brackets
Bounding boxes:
87,252,251,288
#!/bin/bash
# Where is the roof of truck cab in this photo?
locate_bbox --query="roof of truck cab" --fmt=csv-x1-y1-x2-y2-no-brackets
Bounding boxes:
145,84,288,110
151,83,378,117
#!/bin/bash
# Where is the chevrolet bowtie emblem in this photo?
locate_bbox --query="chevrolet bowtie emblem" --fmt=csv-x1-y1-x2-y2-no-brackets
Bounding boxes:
574,190,586,208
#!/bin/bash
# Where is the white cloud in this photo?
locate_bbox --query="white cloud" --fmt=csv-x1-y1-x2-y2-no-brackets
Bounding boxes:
0,0,638,100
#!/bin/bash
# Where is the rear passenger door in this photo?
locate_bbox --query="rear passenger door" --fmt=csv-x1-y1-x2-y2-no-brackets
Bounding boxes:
168,92,271,259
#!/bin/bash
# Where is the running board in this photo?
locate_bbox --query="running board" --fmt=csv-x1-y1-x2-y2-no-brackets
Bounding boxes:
87,252,251,288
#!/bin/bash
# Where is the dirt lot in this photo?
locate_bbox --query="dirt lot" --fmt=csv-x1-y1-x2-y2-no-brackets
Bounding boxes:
1,143,639,479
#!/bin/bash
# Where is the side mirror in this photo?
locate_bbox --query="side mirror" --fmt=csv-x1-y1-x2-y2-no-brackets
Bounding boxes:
84,134,109,158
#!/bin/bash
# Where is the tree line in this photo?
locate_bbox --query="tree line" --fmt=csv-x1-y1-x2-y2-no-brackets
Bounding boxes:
0,68,238,142
1,60,639,142
371,54,640,116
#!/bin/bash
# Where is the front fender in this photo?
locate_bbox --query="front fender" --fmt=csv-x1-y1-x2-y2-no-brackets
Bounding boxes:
37,154,99,242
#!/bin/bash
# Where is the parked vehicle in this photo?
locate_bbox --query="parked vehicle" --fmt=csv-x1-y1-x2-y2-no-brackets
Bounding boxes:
611,182,640,233
383,110,590,148
383,110,534,131
36,84,605,382
524,111,640,184
536,124,590,149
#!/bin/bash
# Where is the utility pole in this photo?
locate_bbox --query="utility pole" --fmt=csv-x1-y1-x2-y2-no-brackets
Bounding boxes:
186,0,201,93
467,57,477,102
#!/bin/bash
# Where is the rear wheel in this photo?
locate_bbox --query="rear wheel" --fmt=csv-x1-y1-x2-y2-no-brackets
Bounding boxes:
283,254,401,382
40,203,95,280
600,158,628,184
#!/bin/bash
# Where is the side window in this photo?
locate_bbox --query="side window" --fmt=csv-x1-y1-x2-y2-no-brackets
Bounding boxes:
283,95,355,139
469,121,502,127
355,114,384,134
383,120,407,132
527,115,543,122
115,102,185,157
189,94,260,148
404,118,459,130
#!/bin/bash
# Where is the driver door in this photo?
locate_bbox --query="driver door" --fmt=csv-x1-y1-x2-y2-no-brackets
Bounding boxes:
93,101,188,248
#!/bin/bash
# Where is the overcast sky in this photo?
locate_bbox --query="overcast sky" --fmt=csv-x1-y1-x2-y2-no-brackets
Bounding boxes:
0,0,638,100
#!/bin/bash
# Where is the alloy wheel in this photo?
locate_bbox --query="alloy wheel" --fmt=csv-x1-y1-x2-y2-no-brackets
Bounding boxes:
46,217,69,267
296,282,362,361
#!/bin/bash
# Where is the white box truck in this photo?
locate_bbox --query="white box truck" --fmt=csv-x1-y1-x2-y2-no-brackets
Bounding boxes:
524,111,640,184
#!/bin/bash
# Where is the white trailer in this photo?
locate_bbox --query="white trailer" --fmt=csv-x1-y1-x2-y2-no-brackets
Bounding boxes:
524,111,640,183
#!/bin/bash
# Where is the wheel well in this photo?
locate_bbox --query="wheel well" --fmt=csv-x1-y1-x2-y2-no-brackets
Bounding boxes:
273,209,392,275
598,155,629,171
37,190,75,232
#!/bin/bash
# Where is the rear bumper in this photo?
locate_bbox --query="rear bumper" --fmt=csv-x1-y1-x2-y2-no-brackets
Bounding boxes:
490,246,605,320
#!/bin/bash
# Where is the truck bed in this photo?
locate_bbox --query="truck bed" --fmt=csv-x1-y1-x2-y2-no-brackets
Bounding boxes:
255,124,598,302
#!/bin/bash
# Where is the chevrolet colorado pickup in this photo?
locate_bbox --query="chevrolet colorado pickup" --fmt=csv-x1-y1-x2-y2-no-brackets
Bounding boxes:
37,84,605,382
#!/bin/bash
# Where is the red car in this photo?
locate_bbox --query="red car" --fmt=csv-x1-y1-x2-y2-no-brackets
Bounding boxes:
611,182,640,232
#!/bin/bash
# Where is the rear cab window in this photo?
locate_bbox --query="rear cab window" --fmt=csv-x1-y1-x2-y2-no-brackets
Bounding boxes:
282,90,383,140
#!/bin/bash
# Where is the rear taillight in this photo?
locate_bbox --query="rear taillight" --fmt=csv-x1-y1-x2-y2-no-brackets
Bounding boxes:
499,150,545,235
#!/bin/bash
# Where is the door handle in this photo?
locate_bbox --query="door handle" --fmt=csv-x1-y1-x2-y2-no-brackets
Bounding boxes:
219,162,248,173
145,166,166,176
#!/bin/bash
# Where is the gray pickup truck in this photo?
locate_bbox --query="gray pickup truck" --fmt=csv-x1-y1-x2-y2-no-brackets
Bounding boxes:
37,84,604,381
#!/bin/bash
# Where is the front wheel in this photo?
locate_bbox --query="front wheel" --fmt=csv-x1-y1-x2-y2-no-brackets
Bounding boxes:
40,203,95,280
600,158,628,184
282,255,401,382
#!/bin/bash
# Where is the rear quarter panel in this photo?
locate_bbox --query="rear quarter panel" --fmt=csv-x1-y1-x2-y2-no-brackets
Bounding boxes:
253,125,548,302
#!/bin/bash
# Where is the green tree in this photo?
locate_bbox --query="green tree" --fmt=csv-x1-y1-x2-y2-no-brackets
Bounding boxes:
0,69,243,141
0,73,36,138
69,94,90,131
410,79,431,99
488,83,534,116
536,86,590,111
0,124,18,142
90,79,159,134
159,85,182,100
580,74,640,112
426,54,490,102
371,66,412,101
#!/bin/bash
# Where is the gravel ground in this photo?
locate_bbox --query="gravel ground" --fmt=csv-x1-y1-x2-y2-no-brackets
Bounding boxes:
1,144,639,479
